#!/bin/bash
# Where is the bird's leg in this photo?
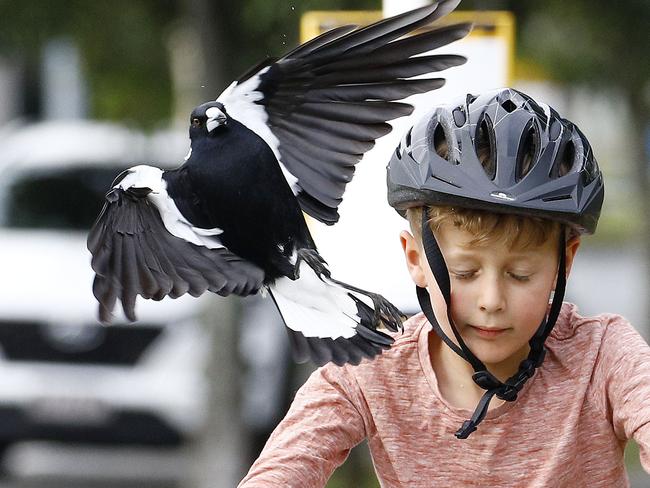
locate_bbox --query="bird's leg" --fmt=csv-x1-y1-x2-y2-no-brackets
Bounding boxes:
326,275,405,332
294,248,331,280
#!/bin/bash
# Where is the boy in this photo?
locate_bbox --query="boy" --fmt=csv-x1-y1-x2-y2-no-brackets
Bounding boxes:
238,89,650,487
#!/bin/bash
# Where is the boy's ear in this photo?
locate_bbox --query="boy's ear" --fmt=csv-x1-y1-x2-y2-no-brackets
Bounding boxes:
400,230,428,287
563,235,581,279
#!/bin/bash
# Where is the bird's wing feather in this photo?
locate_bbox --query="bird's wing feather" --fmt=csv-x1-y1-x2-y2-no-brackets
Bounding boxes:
217,0,470,224
88,189,264,323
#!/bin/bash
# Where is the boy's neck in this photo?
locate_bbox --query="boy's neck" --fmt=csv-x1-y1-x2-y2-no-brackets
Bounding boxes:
428,332,529,411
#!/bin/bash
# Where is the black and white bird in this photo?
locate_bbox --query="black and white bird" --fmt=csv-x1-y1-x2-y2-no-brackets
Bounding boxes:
88,0,470,366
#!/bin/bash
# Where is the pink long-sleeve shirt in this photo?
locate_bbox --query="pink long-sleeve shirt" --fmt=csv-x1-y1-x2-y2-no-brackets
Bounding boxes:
238,303,650,487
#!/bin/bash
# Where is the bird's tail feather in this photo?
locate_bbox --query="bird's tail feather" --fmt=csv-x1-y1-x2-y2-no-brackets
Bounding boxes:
268,258,403,366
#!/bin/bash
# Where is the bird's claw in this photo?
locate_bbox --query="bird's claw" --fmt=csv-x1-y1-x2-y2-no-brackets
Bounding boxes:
294,249,330,280
327,275,404,332
366,292,404,332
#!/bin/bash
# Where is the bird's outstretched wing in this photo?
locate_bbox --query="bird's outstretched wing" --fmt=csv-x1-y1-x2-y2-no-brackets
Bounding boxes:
88,188,264,323
217,0,470,224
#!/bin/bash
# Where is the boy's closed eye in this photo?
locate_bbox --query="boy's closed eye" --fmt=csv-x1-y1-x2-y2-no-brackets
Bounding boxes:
507,271,532,282
450,269,478,280
449,268,534,282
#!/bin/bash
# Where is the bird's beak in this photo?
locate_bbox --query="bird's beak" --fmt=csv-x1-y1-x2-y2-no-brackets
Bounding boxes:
206,107,227,132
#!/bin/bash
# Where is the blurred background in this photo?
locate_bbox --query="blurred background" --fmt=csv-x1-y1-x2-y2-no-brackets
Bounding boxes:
0,0,647,487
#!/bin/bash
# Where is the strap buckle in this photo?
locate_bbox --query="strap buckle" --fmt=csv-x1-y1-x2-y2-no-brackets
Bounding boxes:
455,420,477,439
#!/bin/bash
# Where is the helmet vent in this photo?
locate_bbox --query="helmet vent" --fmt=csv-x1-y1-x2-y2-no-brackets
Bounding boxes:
552,140,575,178
501,99,517,113
515,124,538,182
453,107,466,127
542,194,572,202
549,119,561,141
475,116,496,180
432,123,451,162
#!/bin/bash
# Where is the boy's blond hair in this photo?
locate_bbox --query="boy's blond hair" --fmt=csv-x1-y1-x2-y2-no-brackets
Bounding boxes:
406,206,564,251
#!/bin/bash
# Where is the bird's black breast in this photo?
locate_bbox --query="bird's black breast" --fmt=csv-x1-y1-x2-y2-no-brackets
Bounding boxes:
164,118,311,279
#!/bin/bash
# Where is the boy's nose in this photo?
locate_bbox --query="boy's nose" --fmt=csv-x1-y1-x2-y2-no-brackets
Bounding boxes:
478,280,506,313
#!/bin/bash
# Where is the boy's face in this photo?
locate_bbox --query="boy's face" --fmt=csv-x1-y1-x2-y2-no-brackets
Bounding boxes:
401,221,580,371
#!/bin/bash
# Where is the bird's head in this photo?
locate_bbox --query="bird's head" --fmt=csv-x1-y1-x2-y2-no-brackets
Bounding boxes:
189,101,229,139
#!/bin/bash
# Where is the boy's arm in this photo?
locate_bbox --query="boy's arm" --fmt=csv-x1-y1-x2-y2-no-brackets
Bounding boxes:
599,317,650,472
237,363,367,488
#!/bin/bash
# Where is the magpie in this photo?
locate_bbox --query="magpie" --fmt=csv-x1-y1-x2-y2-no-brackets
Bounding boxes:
87,0,470,366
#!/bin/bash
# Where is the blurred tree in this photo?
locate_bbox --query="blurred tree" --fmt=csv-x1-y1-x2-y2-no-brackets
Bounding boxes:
0,0,379,126
0,0,178,127
184,0,380,94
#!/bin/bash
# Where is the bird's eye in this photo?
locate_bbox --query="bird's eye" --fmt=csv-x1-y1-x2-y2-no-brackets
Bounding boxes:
191,118,202,128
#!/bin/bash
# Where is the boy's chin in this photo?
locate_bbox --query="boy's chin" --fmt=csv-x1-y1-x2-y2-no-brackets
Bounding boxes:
465,340,529,372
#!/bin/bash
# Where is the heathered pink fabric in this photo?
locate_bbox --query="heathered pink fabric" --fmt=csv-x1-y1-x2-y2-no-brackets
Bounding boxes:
238,303,650,487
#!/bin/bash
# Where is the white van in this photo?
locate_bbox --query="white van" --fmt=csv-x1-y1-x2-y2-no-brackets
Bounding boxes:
0,121,210,458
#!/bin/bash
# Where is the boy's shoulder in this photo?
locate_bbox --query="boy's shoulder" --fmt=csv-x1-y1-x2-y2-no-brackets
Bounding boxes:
391,311,429,343
328,313,428,380
546,302,638,371
550,302,631,343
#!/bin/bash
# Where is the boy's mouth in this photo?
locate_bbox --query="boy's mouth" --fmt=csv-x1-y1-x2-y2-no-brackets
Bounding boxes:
468,325,508,339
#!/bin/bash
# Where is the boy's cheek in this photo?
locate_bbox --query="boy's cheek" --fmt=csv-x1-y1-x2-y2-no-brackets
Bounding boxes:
425,275,455,326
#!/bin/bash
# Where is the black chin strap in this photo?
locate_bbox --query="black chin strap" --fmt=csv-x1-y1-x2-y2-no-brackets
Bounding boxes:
417,211,567,439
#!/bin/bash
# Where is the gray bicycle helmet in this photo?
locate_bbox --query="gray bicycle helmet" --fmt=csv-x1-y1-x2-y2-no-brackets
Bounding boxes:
387,87,604,234
386,88,604,439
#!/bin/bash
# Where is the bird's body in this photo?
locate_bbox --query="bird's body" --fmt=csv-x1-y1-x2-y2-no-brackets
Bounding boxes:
165,114,308,280
88,1,471,366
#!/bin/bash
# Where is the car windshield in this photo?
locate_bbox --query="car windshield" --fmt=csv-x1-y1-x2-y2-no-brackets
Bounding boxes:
5,166,123,230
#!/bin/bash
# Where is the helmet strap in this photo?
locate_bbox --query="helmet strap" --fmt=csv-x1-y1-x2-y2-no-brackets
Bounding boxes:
416,210,567,438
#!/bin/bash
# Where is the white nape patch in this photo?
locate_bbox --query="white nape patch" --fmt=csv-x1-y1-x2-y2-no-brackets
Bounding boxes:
119,165,224,249
270,261,360,340
184,147,192,161
217,71,300,194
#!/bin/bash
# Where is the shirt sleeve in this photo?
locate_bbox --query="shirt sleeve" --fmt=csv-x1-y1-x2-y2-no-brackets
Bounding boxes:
237,363,367,488
598,317,650,472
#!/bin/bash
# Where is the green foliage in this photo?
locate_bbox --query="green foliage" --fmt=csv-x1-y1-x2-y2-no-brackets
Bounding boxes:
0,0,381,127
78,2,178,126
516,0,650,95
2,0,646,126
211,0,380,88
0,0,178,127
